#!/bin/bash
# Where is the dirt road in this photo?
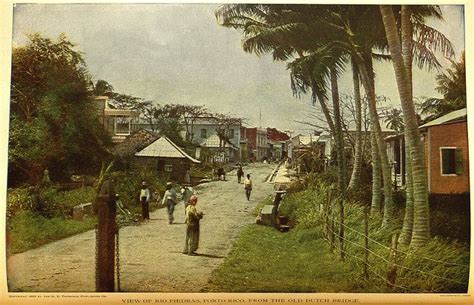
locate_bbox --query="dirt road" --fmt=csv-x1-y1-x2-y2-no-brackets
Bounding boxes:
7,163,275,292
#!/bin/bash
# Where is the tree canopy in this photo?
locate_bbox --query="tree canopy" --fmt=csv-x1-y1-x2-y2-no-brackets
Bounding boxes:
9,33,111,186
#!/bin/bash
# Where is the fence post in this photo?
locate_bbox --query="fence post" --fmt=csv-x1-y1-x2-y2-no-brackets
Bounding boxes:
363,205,369,279
338,196,345,261
325,190,332,240
330,199,335,252
386,232,399,290
96,179,117,292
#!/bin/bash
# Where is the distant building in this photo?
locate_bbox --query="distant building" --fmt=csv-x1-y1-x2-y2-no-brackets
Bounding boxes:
385,108,468,194
94,96,140,143
186,117,241,163
266,127,290,161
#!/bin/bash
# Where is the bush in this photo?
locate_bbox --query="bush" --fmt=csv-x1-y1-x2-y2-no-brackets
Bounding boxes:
279,183,470,293
7,210,97,254
7,186,97,222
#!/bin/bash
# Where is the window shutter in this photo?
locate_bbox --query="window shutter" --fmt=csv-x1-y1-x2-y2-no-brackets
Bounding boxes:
455,148,463,175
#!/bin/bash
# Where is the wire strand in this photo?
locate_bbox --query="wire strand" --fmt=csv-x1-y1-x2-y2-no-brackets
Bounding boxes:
331,217,470,268
325,221,468,286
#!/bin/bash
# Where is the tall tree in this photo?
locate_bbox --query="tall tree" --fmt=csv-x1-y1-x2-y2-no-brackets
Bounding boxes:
9,33,110,185
420,51,466,122
380,5,429,246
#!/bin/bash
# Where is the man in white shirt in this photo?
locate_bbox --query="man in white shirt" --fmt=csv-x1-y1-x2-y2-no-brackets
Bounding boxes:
140,181,151,220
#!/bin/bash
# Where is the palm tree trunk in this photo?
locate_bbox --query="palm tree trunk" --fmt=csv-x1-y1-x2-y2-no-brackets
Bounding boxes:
380,5,429,247
330,68,347,194
399,137,414,244
348,59,363,190
370,130,382,213
355,54,396,229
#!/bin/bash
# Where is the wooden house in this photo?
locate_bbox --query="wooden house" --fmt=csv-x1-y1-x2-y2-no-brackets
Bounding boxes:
134,136,201,182
385,108,468,194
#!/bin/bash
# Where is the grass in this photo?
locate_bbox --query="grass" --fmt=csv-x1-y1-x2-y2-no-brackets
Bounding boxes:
208,184,470,293
206,224,363,292
7,211,97,255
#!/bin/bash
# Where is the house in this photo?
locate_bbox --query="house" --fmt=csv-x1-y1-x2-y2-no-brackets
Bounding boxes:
94,96,140,143
186,117,242,163
266,127,290,161
288,133,330,173
112,129,159,159
385,108,468,194
240,126,249,161
245,127,268,161
135,136,201,182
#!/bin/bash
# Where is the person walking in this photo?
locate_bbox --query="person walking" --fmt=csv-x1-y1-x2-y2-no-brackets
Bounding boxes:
237,165,244,183
181,184,194,215
183,195,203,256
140,181,151,220
162,182,177,224
244,174,252,201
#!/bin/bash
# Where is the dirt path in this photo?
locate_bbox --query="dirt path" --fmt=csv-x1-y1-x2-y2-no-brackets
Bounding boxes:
7,163,275,292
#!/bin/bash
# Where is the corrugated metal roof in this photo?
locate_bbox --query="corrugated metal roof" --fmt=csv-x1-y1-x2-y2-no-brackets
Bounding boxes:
135,136,200,163
420,108,467,128
104,109,139,117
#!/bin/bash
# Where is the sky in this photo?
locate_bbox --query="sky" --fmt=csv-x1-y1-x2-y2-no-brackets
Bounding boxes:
11,3,465,135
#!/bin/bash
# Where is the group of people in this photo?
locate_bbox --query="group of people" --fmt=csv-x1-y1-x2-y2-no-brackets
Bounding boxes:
138,181,202,256
136,164,252,256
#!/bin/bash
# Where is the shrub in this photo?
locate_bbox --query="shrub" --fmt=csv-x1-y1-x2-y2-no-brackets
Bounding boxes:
7,210,97,254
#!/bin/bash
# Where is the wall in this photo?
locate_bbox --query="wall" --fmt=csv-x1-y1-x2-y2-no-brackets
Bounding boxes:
426,121,469,194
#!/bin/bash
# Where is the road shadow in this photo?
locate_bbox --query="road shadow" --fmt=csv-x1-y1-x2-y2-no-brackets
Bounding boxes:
195,253,225,259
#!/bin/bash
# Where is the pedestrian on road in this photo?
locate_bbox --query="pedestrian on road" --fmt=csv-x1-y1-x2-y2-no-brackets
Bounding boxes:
181,184,194,215
162,182,177,224
140,181,151,220
183,195,203,256
184,169,191,184
244,174,252,201
237,165,244,183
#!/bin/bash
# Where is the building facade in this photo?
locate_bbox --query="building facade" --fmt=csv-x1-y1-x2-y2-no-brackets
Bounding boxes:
94,96,140,143
386,108,468,194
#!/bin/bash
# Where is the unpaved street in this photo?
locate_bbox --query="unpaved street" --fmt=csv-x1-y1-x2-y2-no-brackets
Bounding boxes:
7,163,275,292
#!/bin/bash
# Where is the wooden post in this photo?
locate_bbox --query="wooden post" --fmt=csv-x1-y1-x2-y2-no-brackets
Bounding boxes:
330,200,335,252
338,196,345,261
325,190,332,240
363,205,369,279
96,179,117,292
386,233,399,290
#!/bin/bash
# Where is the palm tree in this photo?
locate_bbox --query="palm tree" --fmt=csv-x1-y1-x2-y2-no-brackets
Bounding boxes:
347,60,363,191
379,5,453,247
92,79,114,97
384,108,405,132
216,4,349,194
420,51,466,122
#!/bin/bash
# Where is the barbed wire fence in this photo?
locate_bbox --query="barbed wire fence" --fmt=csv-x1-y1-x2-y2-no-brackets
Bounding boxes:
319,195,469,293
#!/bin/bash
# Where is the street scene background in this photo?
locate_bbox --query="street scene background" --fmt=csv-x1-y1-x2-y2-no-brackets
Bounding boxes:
2,1,471,299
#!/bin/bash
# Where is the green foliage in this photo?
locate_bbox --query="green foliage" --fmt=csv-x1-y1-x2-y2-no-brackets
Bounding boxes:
279,183,333,228
8,211,97,254
112,168,167,212
207,225,360,292
7,186,96,223
9,33,111,186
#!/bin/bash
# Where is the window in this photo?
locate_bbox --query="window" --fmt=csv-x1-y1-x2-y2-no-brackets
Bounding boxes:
165,164,173,172
227,129,234,139
114,117,131,135
201,129,207,138
440,148,462,175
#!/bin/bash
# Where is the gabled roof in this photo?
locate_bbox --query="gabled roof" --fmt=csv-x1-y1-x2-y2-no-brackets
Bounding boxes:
112,129,159,157
420,108,467,128
200,134,239,150
135,136,201,163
